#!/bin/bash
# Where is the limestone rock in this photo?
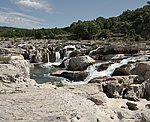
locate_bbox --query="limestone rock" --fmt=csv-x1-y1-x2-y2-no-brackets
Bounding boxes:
9,59,30,79
113,63,135,76
0,55,32,86
67,56,95,71
126,90,140,102
143,79,150,101
126,102,138,110
102,78,121,98
129,84,144,99
132,61,150,80
87,92,107,105
97,62,112,71
51,70,88,81
141,110,150,122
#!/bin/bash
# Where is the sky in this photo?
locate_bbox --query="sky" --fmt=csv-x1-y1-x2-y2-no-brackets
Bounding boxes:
0,0,148,29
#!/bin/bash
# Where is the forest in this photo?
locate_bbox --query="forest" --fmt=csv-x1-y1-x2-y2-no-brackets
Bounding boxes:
0,2,150,41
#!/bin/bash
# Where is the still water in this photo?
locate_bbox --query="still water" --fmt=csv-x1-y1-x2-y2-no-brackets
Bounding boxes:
30,65,65,84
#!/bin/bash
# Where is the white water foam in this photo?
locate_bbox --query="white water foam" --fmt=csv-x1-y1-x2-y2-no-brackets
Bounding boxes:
44,51,62,67
62,58,136,85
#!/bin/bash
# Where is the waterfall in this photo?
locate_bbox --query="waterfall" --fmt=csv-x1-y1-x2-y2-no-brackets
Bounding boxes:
84,58,129,84
47,52,50,63
62,58,136,85
44,51,62,67
63,50,72,60
55,52,61,62
63,45,76,60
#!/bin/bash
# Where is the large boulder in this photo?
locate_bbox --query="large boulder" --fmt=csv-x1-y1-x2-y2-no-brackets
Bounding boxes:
102,78,121,98
51,70,88,81
0,55,31,84
9,55,30,79
132,61,150,80
67,56,95,71
112,63,135,76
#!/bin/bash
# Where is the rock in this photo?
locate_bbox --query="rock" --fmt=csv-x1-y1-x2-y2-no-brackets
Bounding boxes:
89,78,105,83
132,61,150,80
90,75,138,84
87,92,107,105
126,102,138,110
41,115,68,122
126,90,140,102
113,75,138,84
143,79,150,101
103,44,139,55
145,104,150,109
67,56,95,71
0,55,32,86
141,110,150,122
0,47,24,55
10,55,24,60
129,84,144,99
51,70,88,81
102,78,121,98
97,62,112,71
111,54,127,60
69,50,80,57
89,47,103,60
112,63,135,76
9,59,30,79
102,54,115,61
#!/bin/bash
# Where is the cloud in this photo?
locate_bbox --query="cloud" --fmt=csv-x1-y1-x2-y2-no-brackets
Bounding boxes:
0,7,44,28
15,0,52,13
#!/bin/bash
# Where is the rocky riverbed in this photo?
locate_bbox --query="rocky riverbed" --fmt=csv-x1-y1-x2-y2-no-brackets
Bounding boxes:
0,39,150,121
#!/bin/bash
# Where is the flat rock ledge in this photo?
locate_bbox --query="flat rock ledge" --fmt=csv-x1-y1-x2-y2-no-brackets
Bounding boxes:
0,84,149,122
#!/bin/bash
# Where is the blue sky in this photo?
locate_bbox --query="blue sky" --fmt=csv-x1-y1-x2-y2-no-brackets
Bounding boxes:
0,0,148,28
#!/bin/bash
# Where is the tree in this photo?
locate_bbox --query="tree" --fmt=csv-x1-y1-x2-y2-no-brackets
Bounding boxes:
34,30,44,39
71,21,100,39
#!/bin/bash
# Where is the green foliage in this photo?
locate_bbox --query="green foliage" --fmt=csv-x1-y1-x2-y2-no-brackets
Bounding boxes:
71,21,100,39
100,30,111,38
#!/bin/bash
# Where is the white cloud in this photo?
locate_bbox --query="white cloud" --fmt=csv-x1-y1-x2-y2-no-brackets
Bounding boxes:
0,8,44,28
15,0,52,13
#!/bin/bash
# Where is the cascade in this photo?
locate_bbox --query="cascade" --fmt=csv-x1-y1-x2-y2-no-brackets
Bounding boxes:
55,52,61,62
44,50,62,67
63,45,76,60
47,52,50,63
63,50,72,60
62,58,136,85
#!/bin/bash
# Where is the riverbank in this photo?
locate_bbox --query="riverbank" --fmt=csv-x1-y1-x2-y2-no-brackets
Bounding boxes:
0,39,150,121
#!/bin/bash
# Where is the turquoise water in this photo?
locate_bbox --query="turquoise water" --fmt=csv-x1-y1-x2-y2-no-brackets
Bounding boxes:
30,65,65,84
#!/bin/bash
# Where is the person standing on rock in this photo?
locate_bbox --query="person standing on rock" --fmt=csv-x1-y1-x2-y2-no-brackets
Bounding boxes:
121,83,128,99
